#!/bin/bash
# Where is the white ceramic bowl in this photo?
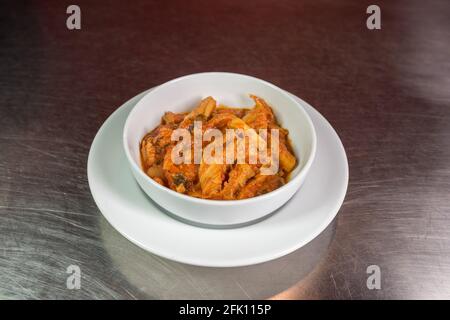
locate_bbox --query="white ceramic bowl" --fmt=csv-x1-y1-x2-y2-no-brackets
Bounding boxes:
123,72,316,226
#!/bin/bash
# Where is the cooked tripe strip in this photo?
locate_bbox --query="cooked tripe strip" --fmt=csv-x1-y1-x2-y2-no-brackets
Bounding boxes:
221,164,256,200
162,111,187,125
180,96,216,128
228,117,269,163
141,135,156,168
140,125,173,169
278,142,296,172
242,95,275,129
244,95,297,172
163,145,198,194
216,105,248,118
204,113,236,131
146,165,164,179
198,161,228,199
238,175,284,199
204,114,267,165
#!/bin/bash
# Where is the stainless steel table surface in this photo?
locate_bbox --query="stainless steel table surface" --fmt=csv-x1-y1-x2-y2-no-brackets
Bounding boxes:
0,0,449,299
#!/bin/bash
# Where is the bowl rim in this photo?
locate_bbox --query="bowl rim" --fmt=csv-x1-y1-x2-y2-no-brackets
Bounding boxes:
123,72,317,206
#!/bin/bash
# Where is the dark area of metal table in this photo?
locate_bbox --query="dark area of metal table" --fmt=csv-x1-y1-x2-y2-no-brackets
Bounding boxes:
0,0,449,299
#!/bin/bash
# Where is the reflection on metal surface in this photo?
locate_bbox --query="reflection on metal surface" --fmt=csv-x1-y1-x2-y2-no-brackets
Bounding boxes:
100,215,336,299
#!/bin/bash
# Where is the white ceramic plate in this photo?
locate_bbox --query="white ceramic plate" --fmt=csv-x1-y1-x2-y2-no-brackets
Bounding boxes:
87,90,348,267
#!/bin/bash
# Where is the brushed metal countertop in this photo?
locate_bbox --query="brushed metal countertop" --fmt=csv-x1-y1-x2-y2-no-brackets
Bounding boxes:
0,0,449,299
